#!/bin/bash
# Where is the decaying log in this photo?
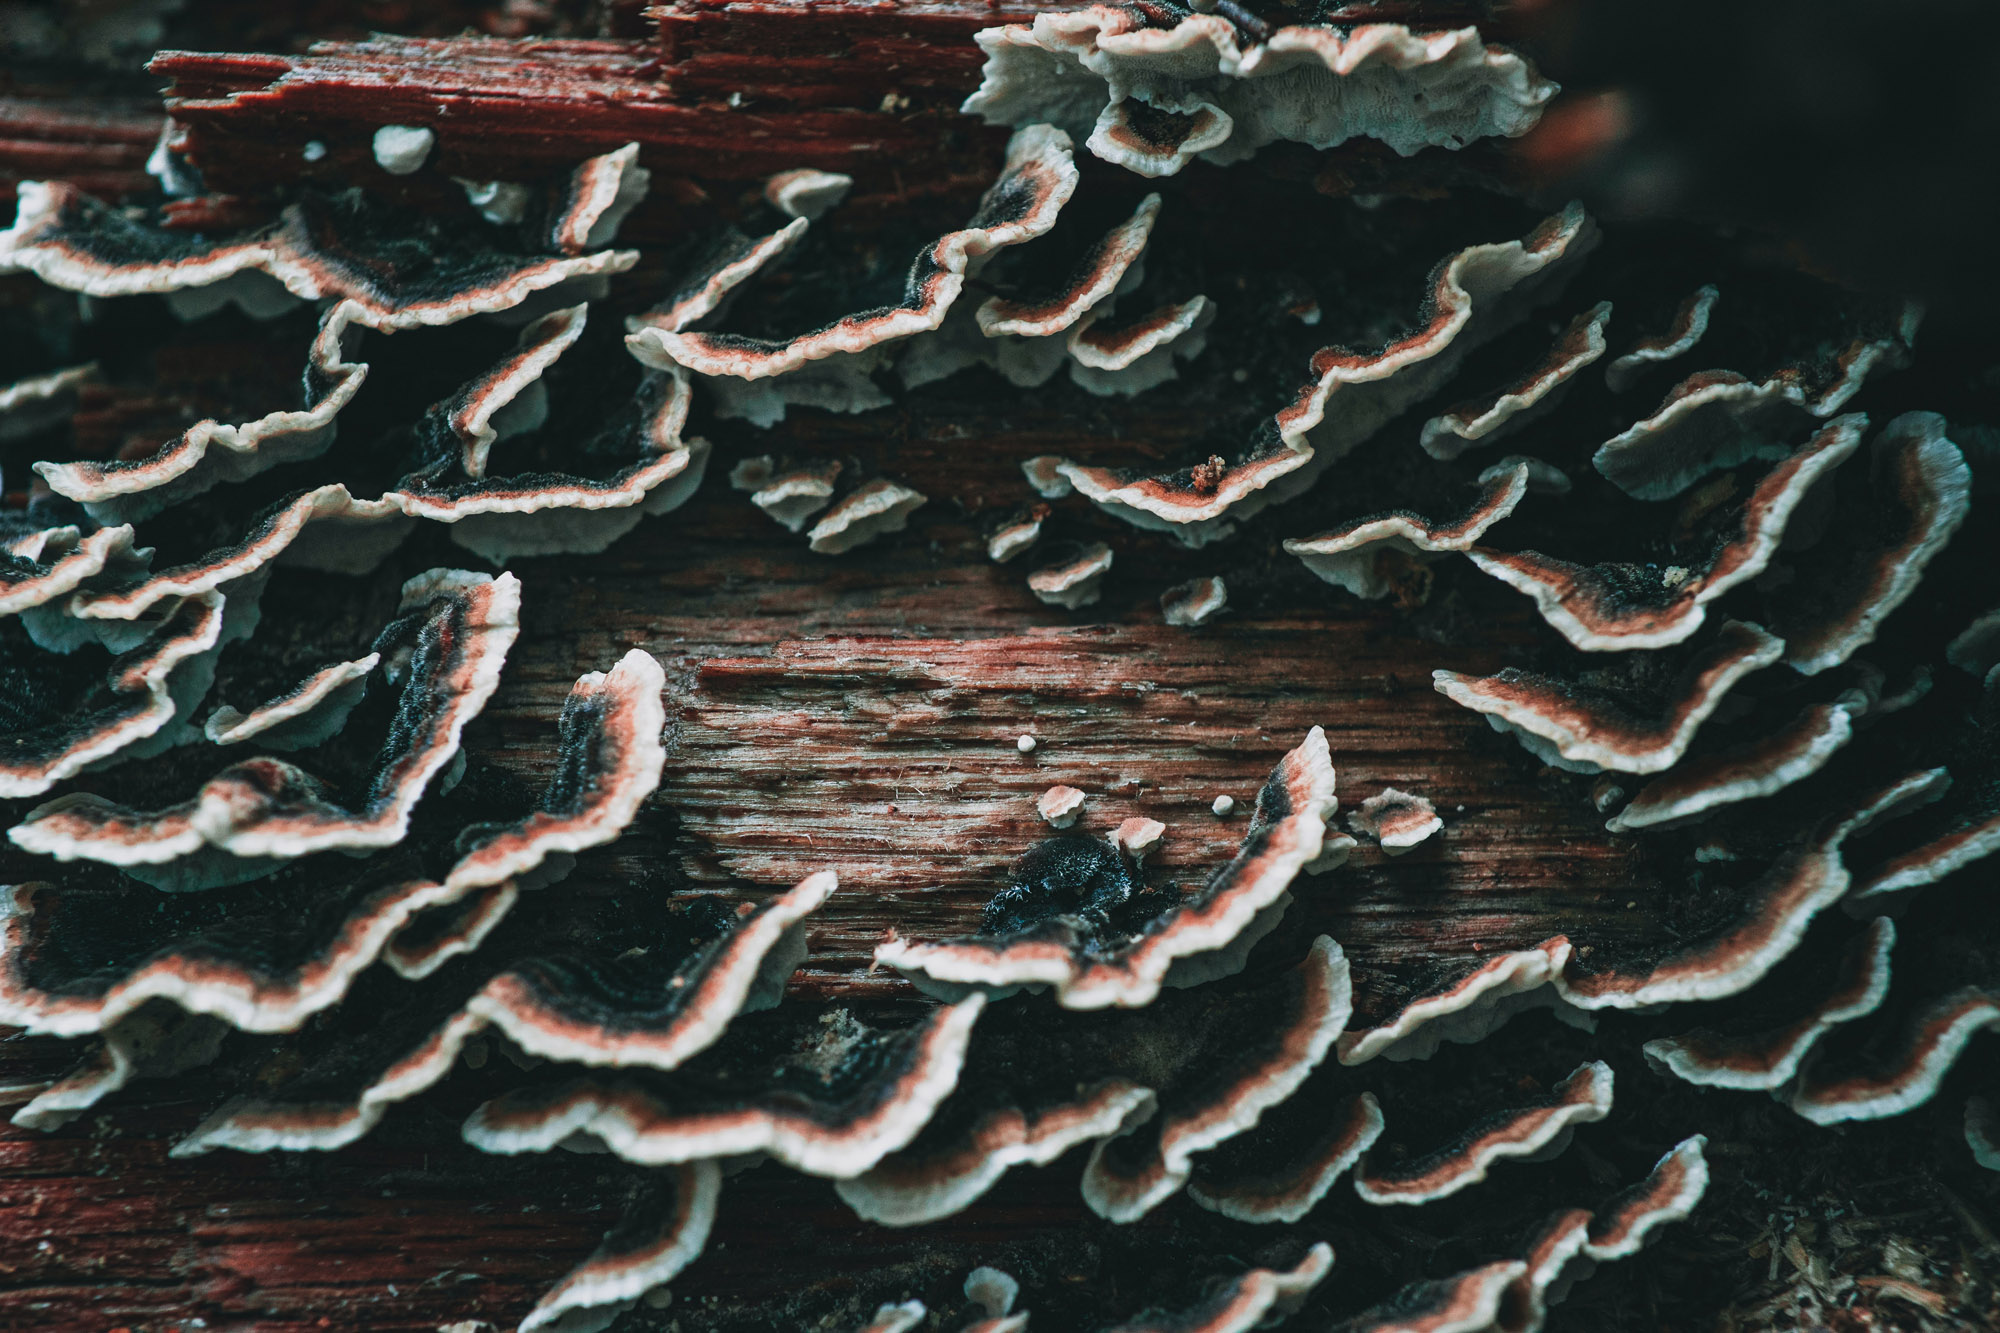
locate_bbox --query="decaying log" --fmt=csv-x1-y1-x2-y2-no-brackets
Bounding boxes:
1,2,1997,1332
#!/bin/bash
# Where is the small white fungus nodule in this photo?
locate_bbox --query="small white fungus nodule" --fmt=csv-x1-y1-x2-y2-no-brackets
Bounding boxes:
1211,794,1235,817
372,124,435,176
302,140,327,163
1016,734,1036,753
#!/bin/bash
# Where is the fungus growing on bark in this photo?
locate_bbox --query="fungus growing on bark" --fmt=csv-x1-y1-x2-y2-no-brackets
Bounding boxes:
732,455,843,533
201,652,379,750
628,124,1077,380
0,645,666,1046
1080,936,1349,1221
171,873,830,1156
1028,542,1114,608
1059,205,1594,546
463,996,986,1178
987,504,1048,563
10,569,521,884
1603,701,1857,832
1187,1090,1384,1223
0,523,143,617
1435,620,1785,774
0,15,1993,1331
877,728,1336,1008
764,168,852,221
1102,1244,1332,1333
1590,310,1917,501
842,936,1346,1227
1349,788,1443,854
807,478,928,554
1068,294,1213,397
1162,575,1228,627
1557,771,1938,1011
1338,939,1579,1066
0,163,640,328
1642,916,1895,1091
1353,1061,1613,1206
1288,465,1526,601
962,11,1555,173
1419,302,1611,459
1037,784,1087,828
977,193,1159,338
1469,414,1865,652
0,589,224,798
516,1162,719,1333
1767,412,1972,675
1604,285,1719,393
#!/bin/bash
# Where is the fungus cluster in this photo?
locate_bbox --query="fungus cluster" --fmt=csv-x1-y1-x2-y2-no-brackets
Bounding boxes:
0,4,1994,1330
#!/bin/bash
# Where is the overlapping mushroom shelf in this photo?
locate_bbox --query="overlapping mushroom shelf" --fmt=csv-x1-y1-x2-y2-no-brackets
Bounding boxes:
2,49,1996,1333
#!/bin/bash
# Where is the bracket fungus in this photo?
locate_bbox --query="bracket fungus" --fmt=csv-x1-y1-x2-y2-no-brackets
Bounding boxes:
962,9,1555,175
0,11,1992,1332
1351,1060,1614,1206
1348,787,1443,854
877,728,1336,1008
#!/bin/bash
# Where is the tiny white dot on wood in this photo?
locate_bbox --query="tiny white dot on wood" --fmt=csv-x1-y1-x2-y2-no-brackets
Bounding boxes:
372,124,434,175
1016,734,1036,753
1211,794,1235,816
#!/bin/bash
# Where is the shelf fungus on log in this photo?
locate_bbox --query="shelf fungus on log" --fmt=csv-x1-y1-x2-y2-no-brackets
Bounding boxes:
1186,1089,1385,1224
1591,303,1919,502
30,297,370,525
1604,285,1720,393
1468,414,1866,652
1844,739,2000,909
1418,301,1611,460
839,936,1346,1227
201,652,379,750
1642,915,1895,1091
1337,938,1582,1066
977,192,1159,340
1785,864,2000,1125
0,522,144,619
1352,1061,1613,1206
10,569,521,887
516,1161,720,1333
1555,770,1940,1011
1287,463,1526,602
1079,935,1349,1222
0,648,666,1059
876,727,1336,1008
1028,541,1114,608
171,873,828,1156
0,13,1995,1331
0,143,643,321
1348,787,1443,854
462,995,987,1178
1102,1244,1332,1333
962,8,1555,175
1434,620,1785,775
1765,412,1972,676
731,455,843,534
1068,294,1214,398
1603,700,1859,832
1058,204,1594,546
628,123,1079,383
987,504,1049,564
807,478,929,555
1162,575,1228,627
0,589,225,797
